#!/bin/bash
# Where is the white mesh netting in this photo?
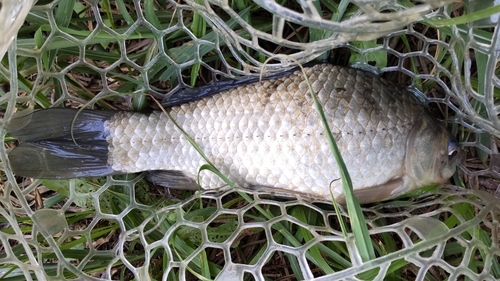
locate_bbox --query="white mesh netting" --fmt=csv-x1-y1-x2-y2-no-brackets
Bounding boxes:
0,0,500,280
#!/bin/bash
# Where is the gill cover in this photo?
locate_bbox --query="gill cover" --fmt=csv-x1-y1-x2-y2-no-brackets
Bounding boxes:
405,116,460,189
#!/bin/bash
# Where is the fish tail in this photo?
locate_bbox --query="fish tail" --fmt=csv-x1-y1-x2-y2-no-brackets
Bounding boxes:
7,108,117,179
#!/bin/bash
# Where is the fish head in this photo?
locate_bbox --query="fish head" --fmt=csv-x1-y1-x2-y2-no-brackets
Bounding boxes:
404,115,462,191
328,114,461,205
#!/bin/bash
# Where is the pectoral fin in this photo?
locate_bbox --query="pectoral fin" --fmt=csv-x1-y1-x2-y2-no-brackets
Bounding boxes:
336,178,405,205
144,170,199,190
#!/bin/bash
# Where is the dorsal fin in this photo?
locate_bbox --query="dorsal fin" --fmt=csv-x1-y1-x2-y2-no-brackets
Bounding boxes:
161,69,298,107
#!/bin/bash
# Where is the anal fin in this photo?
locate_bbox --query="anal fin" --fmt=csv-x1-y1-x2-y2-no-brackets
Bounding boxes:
144,170,199,190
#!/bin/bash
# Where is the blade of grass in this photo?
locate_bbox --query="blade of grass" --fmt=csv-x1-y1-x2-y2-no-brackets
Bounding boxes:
286,59,376,263
42,0,76,70
291,206,334,273
115,0,134,25
199,249,211,279
55,0,74,28
426,4,500,27
158,7,254,82
144,0,162,29
285,252,305,280
100,0,115,29
349,40,387,68
190,0,207,87
472,51,491,163
309,0,326,42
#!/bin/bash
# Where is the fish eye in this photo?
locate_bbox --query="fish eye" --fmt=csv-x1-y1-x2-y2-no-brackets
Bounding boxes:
449,148,459,158
448,138,460,159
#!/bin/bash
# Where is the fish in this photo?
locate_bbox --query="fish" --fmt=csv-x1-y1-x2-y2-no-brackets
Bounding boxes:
6,64,461,204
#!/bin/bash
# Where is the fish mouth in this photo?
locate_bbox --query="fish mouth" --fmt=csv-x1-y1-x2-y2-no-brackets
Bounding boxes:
437,146,463,182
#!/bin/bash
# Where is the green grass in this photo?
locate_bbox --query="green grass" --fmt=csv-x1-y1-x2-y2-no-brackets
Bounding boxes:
1,0,499,280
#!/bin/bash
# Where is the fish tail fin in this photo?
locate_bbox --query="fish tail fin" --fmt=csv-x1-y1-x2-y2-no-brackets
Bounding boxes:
7,109,117,179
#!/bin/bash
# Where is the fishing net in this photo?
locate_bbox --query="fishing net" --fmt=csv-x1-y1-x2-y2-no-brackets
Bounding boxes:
1,0,500,280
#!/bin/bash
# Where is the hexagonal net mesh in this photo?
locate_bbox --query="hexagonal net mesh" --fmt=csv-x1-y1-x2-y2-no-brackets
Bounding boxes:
0,0,499,280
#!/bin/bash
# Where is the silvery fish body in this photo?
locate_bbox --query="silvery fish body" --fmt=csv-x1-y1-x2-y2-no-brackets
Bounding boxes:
7,64,460,204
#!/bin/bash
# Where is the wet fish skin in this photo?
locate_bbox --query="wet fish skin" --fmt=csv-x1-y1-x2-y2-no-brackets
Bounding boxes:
7,64,461,204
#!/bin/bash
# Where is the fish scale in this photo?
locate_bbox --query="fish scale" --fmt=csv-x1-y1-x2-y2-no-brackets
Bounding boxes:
104,65,417,200
7,64,460,203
